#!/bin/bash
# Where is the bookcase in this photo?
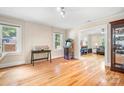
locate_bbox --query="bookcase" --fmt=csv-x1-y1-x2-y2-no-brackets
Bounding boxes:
110,19,124,72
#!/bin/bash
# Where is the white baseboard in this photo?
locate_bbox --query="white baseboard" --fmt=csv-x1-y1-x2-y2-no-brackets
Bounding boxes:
0,55,64,68
105,62,111,67
52,55,63,59
0,61,25,68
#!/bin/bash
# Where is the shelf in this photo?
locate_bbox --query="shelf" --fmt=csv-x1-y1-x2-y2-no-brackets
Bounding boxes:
111,19,124,72
115,53,124,56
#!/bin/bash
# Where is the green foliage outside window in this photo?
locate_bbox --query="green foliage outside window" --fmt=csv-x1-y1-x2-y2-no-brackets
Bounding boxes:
2,27,16,38
55,34,60,49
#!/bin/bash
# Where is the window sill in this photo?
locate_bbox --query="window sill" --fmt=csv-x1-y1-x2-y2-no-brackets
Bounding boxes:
0,53,7,61
2,51,22,56
0,51,22,61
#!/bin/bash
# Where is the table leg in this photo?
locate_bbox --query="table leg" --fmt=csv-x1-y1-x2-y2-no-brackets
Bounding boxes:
31,52,33,64
33,53,34,66
31,52,34,66
47,52,49,61
50,52,51,63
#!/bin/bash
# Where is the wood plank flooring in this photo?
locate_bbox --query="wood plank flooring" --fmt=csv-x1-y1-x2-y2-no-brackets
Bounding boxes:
0,54,124,86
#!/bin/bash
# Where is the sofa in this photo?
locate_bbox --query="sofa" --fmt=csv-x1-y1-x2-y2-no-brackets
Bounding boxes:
96,46,104,55
80,46,92,55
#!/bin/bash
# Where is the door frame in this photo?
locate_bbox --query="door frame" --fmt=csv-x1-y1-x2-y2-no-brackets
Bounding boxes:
77,24,110,66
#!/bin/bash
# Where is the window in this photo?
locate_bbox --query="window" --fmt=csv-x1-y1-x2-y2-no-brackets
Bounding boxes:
53,33,63,50
0,24,21,53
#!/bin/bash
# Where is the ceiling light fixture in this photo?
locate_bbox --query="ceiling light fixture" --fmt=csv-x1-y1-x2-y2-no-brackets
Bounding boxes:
57,7,65,18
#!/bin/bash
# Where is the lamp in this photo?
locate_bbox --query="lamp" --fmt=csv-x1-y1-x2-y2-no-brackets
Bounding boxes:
95,43,98,48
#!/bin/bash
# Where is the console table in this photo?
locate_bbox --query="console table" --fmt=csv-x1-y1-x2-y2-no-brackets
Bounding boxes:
31,50,51,66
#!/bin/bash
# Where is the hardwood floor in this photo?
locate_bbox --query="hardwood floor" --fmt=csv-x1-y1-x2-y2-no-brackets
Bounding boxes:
0,54,124,86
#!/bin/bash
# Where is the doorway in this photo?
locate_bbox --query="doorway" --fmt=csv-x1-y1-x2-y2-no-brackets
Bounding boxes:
78,25,108,66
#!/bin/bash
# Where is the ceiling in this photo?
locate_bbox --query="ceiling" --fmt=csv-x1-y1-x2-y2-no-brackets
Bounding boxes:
0,7,124,29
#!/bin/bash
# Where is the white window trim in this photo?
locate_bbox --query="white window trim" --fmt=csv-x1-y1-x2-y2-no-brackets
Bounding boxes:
53,32,64,51
0,21,22,55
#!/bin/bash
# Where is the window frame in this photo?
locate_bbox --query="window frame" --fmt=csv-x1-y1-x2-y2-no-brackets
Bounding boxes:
0,22,22,55
53,32,64,51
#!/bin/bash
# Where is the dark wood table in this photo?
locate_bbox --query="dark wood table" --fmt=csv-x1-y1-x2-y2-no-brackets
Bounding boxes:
31,49,51,66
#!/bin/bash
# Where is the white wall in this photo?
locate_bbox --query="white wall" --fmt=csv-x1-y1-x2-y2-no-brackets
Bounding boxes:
67,28,80,59
0,15,66,68
80,33,104,48
89,34,104,48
